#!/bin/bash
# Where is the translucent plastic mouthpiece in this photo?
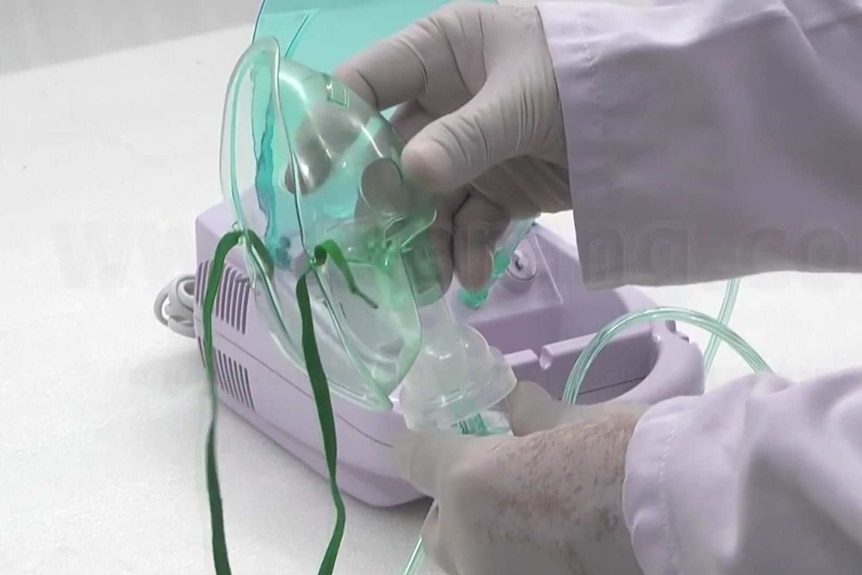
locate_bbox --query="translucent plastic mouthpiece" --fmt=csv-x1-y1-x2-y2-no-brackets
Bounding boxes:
399,298,516,430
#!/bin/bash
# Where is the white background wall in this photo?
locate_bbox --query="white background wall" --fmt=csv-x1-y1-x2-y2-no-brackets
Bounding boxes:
0,0,260,73
0,0,545,74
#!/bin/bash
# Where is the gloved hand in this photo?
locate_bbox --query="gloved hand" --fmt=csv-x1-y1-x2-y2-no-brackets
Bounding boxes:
336,2,570,291
396,381,649,575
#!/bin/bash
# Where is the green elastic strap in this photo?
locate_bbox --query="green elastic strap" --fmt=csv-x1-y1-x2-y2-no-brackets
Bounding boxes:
202,231,373,575
201,230,243,575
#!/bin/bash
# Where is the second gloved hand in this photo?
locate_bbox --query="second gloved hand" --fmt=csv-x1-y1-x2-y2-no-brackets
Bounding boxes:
396,381,648,575
336,2,571,291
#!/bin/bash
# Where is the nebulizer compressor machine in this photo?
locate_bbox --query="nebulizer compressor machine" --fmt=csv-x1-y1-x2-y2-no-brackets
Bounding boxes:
153,0,772,573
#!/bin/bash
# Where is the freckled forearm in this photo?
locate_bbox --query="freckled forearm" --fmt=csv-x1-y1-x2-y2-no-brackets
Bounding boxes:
497,413,646,575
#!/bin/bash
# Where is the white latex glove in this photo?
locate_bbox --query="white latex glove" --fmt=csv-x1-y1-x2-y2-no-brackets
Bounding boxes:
336,2,570,290
396,381,649,575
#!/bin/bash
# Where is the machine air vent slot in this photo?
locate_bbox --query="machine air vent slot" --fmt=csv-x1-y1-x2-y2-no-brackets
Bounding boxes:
195,260,251,333
197,337,255,411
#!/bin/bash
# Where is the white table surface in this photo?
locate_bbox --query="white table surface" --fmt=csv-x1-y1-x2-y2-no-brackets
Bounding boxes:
3,24,862,575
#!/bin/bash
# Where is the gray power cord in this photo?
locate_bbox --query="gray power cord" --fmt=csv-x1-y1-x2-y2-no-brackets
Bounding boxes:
153,274,197,338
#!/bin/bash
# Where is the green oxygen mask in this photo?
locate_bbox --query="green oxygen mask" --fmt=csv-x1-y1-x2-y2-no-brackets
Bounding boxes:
220,36,516,429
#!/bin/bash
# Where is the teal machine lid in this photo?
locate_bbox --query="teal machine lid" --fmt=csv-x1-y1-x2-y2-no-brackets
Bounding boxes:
253,0,470,75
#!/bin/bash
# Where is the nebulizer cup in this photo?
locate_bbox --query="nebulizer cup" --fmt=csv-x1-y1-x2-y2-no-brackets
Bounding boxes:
399,295,516,430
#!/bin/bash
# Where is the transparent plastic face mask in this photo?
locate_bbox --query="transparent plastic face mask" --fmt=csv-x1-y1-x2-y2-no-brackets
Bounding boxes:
215,34,519,575
222,37,457,411
208,2,527,573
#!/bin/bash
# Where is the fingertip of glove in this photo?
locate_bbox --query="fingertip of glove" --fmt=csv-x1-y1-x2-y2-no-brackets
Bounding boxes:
507,380,558,436
454,248,494,292
393,429,420,481
332,64,369,105
509,380,553,409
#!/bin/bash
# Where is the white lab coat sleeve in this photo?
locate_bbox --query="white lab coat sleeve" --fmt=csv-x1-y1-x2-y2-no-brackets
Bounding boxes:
538,0,862,289
622,371,862,575
535,1,862,574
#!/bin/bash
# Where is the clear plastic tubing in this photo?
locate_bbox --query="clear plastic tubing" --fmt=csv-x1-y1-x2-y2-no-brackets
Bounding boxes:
459,219,535,309
564,304,771,404
565,278,754,403
703,278,740,375
402,538,427,575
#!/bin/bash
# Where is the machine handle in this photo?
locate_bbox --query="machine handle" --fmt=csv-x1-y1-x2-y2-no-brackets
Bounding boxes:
613,327,706,404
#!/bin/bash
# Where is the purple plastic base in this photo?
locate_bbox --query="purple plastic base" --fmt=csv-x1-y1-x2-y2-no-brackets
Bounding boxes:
193,203,705,507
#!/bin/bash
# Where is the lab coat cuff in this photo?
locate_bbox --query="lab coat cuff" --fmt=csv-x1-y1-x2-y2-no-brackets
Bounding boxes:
538,2,623,289
621,395,698,575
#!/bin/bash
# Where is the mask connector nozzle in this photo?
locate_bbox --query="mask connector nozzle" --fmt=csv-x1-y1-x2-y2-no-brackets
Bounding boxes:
398,297,517,431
